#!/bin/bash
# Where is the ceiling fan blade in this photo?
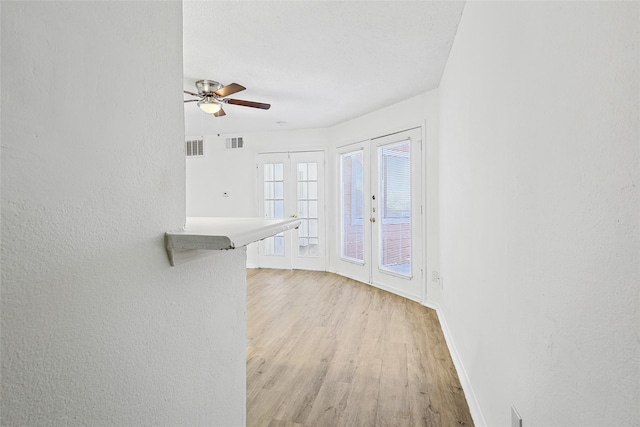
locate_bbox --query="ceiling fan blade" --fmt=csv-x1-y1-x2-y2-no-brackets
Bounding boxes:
184,99,199,103
214,107,226,117
184,90,200,97
227,99,271,110
214,83,246,97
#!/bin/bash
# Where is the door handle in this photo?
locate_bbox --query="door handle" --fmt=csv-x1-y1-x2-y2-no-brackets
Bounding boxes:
291,214,298,218
370,217,376,223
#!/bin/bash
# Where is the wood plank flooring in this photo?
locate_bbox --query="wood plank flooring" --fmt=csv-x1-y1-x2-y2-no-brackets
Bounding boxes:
247,268,473,427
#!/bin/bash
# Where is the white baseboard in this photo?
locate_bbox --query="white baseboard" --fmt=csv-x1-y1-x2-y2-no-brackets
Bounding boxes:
423,300,487,427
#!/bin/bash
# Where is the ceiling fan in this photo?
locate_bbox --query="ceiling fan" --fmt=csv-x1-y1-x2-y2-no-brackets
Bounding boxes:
184,80,271,117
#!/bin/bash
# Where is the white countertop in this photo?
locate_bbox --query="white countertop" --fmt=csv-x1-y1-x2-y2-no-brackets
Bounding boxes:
165,217,301,266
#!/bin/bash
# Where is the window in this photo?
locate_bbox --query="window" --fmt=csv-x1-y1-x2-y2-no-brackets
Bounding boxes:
380,142,410,219
340,150,365,263
263,163,285,255
297,162,320,257
378,140,411,276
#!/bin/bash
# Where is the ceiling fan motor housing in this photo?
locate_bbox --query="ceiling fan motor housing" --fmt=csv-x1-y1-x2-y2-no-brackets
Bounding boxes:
196,80,222,95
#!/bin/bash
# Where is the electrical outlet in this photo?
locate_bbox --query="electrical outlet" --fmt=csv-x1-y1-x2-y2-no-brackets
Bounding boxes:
511,405,522,427
432,271,440,282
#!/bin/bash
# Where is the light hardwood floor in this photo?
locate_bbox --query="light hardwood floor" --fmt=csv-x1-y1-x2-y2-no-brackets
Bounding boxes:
247,268,474,427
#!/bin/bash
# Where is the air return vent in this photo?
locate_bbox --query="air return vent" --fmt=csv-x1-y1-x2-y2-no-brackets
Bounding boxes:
186,138,204,157
225,137,244,149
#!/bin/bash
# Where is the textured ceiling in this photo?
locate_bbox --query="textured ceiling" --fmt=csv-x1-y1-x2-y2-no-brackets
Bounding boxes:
183,1,465,136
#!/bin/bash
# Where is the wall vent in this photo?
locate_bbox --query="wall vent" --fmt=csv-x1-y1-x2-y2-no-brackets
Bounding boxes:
186,138,204,157
225,137,244,149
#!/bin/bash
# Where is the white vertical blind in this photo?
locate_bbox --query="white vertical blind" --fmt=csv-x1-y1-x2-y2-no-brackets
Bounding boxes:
378,140,411,276
340,150,365,263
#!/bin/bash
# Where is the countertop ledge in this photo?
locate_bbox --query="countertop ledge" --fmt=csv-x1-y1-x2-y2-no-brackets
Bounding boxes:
165,217,301,266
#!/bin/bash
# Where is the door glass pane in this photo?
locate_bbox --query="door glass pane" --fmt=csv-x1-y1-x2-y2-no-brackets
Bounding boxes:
274,163,283,180
309,219,318,238
379,140,411,276
298,182,307,199
264,164,274,181
309,200,318,218
308,182,317,199
274,200,284,217
264,200,273,217
274,181,284,199
264,182,274,199
308,163,318,181
298,163,308,181
299,201,308,218
297,162,319,257
340,151,364,262
263,162,285,256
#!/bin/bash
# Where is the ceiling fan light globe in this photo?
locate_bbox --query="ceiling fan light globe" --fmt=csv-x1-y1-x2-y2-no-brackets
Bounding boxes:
198,100,222,114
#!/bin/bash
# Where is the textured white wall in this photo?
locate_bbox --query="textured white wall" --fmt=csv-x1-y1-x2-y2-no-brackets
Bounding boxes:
1,2,246,426
439,2,639,426
186,129,328,218
186,128,328,267
187,137,257,218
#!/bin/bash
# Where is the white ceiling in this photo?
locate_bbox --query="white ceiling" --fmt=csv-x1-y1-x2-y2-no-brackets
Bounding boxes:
183,1,465,136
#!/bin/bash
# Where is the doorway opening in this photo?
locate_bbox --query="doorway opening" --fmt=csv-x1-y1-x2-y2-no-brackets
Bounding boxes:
257,151,326,271
336,128,423,302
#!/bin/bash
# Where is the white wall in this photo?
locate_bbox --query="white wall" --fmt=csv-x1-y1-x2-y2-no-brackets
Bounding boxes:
186,128,329,267
186,129,329,218
1,2,246,426
187,135,257,218
438,2,639,426
186,93,442,297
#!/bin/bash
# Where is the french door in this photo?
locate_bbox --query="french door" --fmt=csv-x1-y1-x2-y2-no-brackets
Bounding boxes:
257,151,325,271
337,128,423,302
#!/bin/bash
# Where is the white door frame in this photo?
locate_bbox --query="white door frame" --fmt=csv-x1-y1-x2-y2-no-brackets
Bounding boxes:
370,129,423,300
335,142,371,284
335,127,424,302
257,151,326,271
